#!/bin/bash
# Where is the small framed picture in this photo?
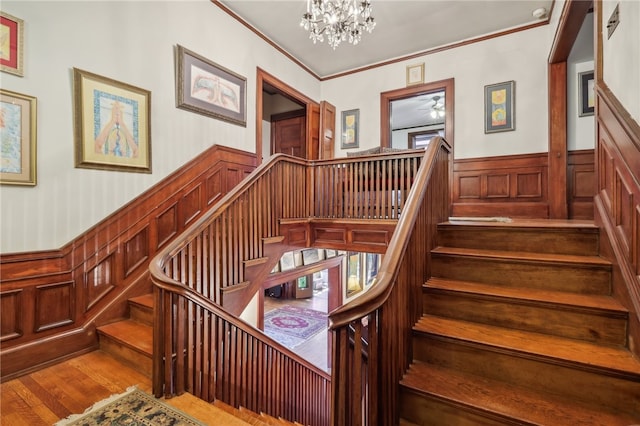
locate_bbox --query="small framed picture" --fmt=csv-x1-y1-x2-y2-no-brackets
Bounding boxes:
0,11,24,77
406,63,424,86
302,248,320,265
176,45,246,127
279,251,295,271
1,89,37,185
578,71,595,117
341,109,359,149
484,80,515,133
73,68,152,173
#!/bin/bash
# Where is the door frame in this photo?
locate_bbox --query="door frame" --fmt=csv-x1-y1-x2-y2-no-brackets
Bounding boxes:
547,0,592,218
380,78,455,150
256,68,317,164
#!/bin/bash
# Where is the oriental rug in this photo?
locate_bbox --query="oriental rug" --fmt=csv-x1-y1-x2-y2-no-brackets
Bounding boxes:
264,305,327,349
54,386,205,426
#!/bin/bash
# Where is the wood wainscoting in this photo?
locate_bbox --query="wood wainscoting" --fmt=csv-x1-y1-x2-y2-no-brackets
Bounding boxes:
452,151,595,219
595,83,640,358
452,152,549,218
0,145,256,382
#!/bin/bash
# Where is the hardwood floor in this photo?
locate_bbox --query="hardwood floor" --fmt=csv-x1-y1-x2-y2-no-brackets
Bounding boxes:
264,286,330,372
0,350,252,426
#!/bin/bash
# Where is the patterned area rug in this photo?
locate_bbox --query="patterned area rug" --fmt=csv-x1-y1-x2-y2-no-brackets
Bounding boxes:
264,305,327,348
54,386,204,426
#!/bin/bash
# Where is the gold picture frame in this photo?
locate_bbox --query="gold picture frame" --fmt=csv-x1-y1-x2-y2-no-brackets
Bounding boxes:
406,63,424,86
73,68,152,173
1,89,37,185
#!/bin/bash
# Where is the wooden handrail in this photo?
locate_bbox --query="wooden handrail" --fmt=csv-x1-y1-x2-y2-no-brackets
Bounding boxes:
149,147,427,425
328,137,452,425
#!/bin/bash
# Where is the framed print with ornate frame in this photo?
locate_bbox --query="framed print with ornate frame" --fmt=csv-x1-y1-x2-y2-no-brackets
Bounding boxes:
73,68,152,173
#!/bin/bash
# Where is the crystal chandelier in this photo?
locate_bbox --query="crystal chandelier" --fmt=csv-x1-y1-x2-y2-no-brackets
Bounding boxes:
300,0,376,49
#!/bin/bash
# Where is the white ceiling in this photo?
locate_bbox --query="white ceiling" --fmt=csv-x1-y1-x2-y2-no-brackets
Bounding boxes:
216,0,554,79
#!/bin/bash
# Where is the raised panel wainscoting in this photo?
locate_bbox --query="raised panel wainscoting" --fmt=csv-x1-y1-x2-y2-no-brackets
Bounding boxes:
595,84,640,358
452,151,595,219
0,145,256,381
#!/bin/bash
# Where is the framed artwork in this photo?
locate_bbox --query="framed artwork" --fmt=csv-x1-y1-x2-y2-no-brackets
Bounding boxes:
1,89,37,185
325,249,337,258
0,11,24,77
365,253,379,287
176,45,246,127
73,68,152,173
406,63,424,86
279,251,295,271
484,80,515,133
578,71,595,117
346,252,362,297
341,109,359,149
302,248,320,265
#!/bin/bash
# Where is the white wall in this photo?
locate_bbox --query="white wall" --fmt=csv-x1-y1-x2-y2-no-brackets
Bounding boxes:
602,0,640,124
0,1,320,253
322,25,552,159
567,12,595,152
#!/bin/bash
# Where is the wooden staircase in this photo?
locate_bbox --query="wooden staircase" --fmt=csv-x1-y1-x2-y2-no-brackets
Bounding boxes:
399,220,640,425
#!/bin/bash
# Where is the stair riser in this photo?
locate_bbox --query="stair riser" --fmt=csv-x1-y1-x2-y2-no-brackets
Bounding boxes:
437,227,599,256
399,388,510,426
98,334,152,378
423,290,628,346
431,255,611,295
413,334,640,417
129,303,154,327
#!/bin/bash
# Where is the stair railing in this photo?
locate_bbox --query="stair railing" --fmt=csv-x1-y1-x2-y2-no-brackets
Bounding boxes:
149,149,426,425
328,137,452,425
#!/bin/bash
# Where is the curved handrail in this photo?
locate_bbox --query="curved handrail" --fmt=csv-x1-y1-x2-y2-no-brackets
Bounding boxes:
150,153,306,266
328,136,452,425
149,145,431,425
152,277,330,380
329,136,452,329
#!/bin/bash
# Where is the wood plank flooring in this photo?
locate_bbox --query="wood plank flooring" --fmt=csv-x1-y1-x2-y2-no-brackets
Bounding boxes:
0,350,252,426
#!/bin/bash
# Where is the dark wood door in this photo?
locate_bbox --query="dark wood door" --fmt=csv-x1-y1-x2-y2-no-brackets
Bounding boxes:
319,101,336,159
272,110,306,158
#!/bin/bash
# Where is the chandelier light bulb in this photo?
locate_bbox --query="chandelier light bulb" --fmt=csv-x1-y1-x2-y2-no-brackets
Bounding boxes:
301,0,376,49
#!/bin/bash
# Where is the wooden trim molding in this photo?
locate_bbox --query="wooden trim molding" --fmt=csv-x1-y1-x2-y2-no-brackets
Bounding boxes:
594,82,640,357
0,145,256,381
452,152,550,219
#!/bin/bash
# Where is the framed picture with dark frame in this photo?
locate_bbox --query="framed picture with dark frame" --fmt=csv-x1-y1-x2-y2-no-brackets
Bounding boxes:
175,44,246,127
0,11,24,77
1,89,37,185
484,80,515,133
341,109,359,149
73,68,152,173
578,71,595,117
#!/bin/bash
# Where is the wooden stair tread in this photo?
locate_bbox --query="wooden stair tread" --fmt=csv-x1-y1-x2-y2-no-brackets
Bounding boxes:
431,246,612,266
415,315,640,377
128,293,154,309
442,218,598,229
97,320,153,356
425,277,627,314
401,361,638,425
